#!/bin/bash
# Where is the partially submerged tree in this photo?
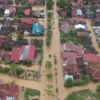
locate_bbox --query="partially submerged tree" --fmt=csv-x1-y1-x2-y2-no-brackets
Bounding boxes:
45,61,52,69
46,0,54,10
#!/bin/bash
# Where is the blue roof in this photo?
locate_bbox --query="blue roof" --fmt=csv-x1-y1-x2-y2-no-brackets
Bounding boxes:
32,23,44,35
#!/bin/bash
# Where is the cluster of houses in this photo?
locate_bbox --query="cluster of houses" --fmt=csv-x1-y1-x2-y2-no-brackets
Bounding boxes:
0,36,44,64
61,41,100,81
0,0,45,5
0,80,19,100
59,0,100,81
0,5,45,36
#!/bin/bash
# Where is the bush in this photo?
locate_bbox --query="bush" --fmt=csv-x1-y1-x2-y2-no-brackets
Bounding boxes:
16,68,24,75
74,75,90,86
22,60,33,66
2,67,9,73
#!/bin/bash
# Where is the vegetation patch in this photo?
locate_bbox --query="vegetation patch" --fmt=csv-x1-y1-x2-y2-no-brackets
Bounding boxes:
66,89,100,100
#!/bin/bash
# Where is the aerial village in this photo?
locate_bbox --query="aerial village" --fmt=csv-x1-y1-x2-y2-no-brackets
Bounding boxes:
0,0,100,100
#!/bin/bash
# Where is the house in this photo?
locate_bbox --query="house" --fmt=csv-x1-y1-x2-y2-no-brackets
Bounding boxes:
9,6,16,16
83,53,100,64
73,17,86,24
17,25,32,34
62,41,83,55
74,24,86,29
32,22,44,35
10,45,36,63
10,47,20,63
24,9,31,16
0,83,19,100
64,64,81,79
77,0,83,5
77,32,88,37
76,8,83,16
60,21,70,33
85,65,100,80
20,18,33,25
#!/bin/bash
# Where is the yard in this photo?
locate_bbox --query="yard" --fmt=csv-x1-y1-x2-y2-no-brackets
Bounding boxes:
66,89,100,100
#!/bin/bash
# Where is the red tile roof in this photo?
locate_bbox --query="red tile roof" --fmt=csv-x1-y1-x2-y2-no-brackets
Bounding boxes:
10,47,20,63
64,64,79,74
73,17,86,22
28,0,36,4
77,0,83,4
83,53,100,63
61,52,77,59
86,66,100,80
21,45,35,61
0,84,19,99
10,45,35,62
63,41,83,54
21,18,33,25
9,7,16,13
24,9,31,16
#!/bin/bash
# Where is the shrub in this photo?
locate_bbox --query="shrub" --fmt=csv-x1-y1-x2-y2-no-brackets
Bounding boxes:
2,67,9,73
22,60,33,66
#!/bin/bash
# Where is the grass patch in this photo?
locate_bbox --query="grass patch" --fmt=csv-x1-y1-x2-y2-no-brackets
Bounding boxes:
25,88,40,100
66,89,100,100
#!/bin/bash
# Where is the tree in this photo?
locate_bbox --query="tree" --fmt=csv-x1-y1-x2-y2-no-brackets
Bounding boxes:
65,78,74,88
46,0,54,10
45,61,52,69
9,63,18,75
46,73,53,79
57,0,71,10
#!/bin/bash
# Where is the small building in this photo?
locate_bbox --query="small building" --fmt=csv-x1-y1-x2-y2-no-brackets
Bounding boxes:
32,22,44,35
21,18,33,25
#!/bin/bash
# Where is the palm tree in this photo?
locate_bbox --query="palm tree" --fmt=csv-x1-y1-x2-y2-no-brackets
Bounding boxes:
45,61,52,69
9,63,18,76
